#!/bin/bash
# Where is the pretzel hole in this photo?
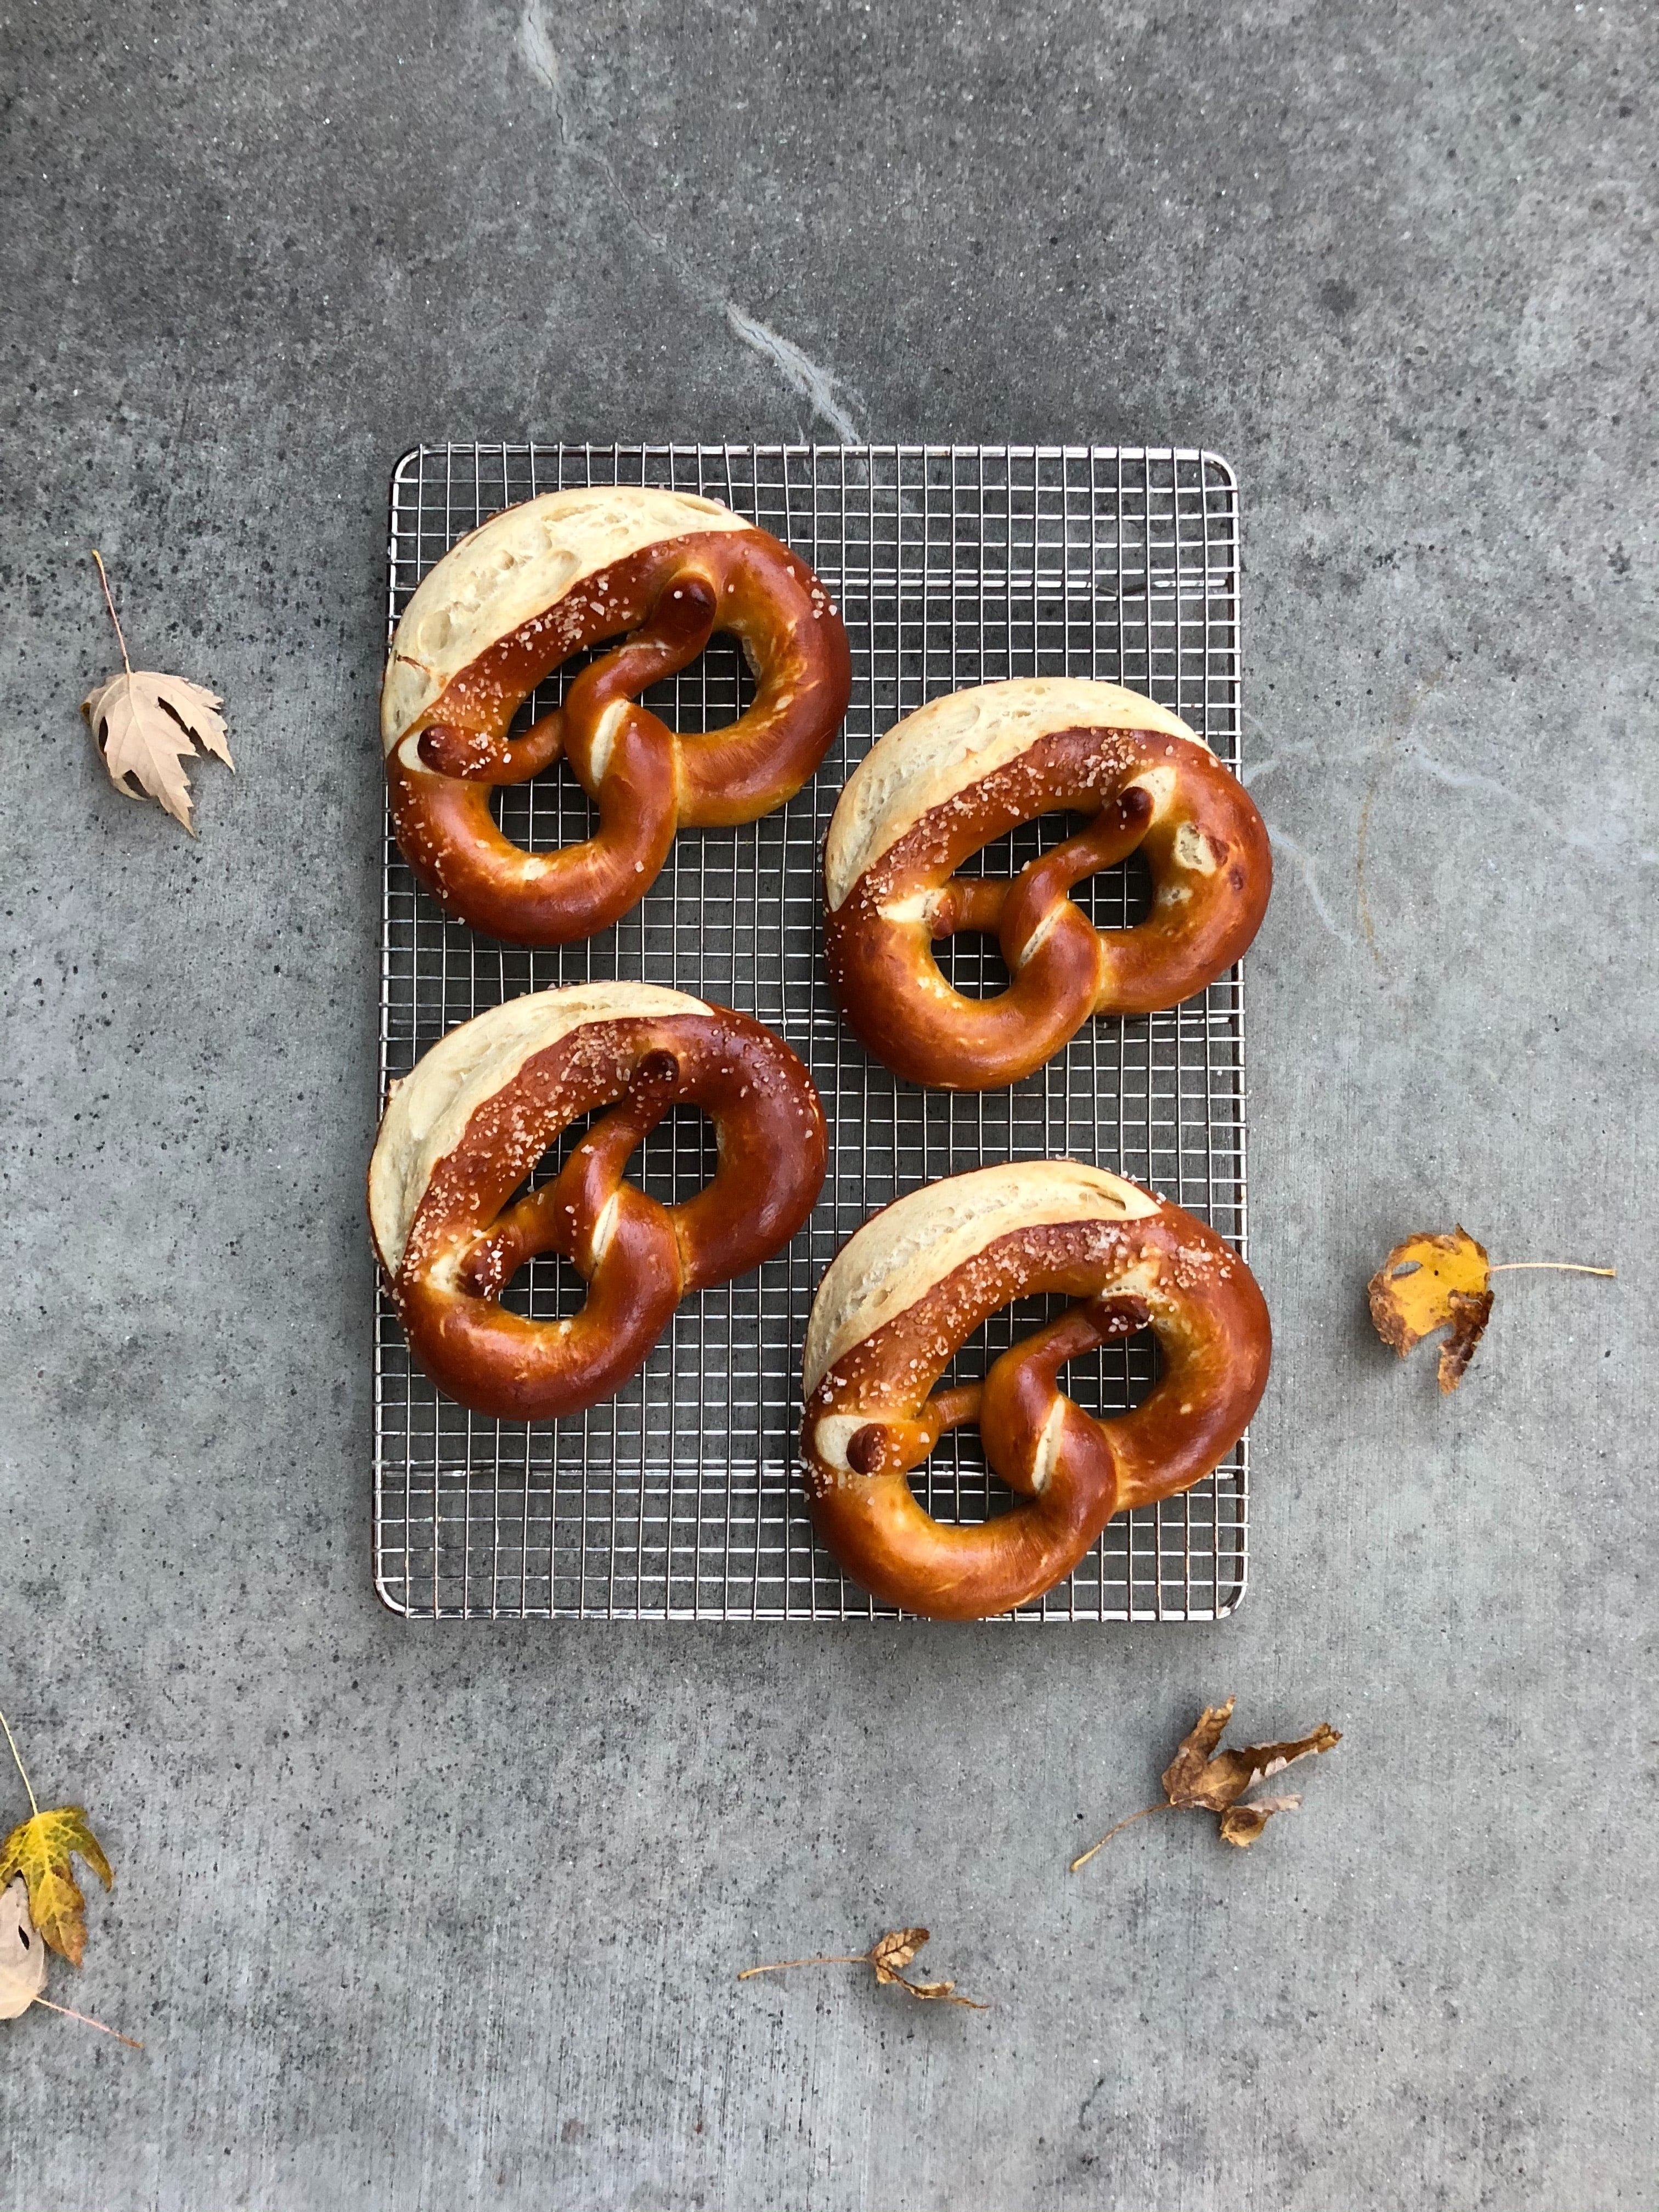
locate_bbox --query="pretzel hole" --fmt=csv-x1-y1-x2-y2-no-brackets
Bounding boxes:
521,1101,721,1209
641,631,755,733
495,1248,589,1323
633,1103,720,1202
909,1294,1160,1524
932,929,1013,999
490,750,601,853
958,813,1155,931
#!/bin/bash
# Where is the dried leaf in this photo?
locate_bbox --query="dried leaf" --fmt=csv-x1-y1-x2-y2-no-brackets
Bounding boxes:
0,1806,114,1967
1367,1227,1492,1391
869,1926,927,1983
1437,1288,1494,1391
1073,1700,1340,1869
1159,1699,1239,1806
1163,1702,1343,1815
0,1878,46,2019
738,1926,988,2009
1218,1795,1302,1848
83,670,233,834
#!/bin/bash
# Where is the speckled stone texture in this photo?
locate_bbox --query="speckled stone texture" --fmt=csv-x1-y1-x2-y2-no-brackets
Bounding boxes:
1,3,1654,2205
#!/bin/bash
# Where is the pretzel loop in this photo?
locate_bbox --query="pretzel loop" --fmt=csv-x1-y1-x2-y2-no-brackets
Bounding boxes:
382,488,851,947
800,1163,1270,1619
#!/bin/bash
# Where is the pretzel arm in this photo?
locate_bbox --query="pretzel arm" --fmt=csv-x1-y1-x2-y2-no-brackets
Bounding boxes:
929,878,1007,939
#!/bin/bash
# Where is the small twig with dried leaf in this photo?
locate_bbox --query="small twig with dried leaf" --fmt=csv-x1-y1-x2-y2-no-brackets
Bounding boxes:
738,1926,987,2009
82,550,233,835
0,1702,140,2048
1367,1226,1615,1393
1071,1697,1341,1871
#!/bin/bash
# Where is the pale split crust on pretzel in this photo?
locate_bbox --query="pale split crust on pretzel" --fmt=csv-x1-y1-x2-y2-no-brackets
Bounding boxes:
799,1160,1271,1619
802,1160,1159,1395
381,488,753,752
369,981,707,1274
824,678,1199,912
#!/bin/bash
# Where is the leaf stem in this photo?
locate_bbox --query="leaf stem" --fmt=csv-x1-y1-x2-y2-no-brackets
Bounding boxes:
1489,1262,1616,1277
737,1953,870,1979
0,1704,38,1818
91,550,132,674
1070,1801,1169,1872
33,1996,144,2050
737,1950,989,2009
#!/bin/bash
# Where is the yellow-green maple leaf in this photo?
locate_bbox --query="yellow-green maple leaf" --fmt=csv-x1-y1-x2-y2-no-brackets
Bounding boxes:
0,1808,113,1967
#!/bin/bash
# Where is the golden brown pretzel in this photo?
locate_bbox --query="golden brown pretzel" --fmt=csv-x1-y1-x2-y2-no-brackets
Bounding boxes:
370,983,827,1421
800,1161,1269,1618
382,487,851,946
823,679,1271,1089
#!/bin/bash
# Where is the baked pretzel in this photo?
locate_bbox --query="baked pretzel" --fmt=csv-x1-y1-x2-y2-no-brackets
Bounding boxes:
800,1161,1269,1618
370,983,826,1421
823,678,1271,1089
382,487,851,946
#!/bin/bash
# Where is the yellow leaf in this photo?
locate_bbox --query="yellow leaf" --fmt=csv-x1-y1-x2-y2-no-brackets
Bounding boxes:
1366,1226,1493,1392
0,1807,114,1968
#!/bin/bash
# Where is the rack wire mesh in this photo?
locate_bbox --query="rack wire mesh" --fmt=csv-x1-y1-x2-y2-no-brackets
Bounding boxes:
376,444,1250,1621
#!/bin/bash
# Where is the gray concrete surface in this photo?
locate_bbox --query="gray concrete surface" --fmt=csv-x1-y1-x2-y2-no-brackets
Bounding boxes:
2,1,1655,2205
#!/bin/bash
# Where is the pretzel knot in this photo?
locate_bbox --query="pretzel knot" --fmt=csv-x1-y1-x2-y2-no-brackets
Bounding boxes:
370,984,827,1421
800,1163,1271,1618
824,678,1272,1090
382,487,851,947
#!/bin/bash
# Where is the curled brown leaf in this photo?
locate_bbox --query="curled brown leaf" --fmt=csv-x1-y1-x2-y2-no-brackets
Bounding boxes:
1218,1795,1302,1848
1165,1708,1343,1815
1072,1700,1341,1871
739,1926,988,2010
868,1927,927,1983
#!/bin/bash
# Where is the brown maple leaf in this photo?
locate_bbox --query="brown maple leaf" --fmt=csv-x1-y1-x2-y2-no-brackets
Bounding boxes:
1072,1697,1341,1869
82,551,233,834
739,1926,987,2008
1161,1698,1342,1815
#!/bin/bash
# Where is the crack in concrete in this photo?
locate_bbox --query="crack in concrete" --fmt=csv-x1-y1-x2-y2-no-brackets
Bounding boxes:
1402,745,1659,873
721,303,861,442
1261,818,1355,946
517,1,864,443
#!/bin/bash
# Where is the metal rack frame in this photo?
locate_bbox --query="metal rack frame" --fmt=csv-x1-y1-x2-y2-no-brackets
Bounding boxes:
375,444,1250,1622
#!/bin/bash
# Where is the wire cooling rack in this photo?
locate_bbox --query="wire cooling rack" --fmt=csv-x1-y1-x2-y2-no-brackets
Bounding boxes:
376,444,1250,1622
